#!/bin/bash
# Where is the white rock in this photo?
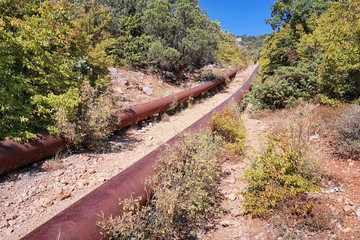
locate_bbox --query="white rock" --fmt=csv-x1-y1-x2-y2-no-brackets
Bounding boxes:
220,220,233,227
227,193,237,201
309,135,320,141
143,86,153,96
108,67,117,75
356,206,360,218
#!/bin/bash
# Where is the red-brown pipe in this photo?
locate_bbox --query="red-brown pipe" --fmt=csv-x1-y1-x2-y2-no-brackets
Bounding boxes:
0,68,242,176
0,135,66,175
21,65,259,240
112,67,242,130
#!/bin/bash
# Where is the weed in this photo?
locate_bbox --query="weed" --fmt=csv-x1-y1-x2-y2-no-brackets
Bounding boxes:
242,135,320,217
212,106,246,155
272,195,333,238
333,104,360,160
40,149,67,171
284,103,321,161
52,80,122,149
99,131,222,239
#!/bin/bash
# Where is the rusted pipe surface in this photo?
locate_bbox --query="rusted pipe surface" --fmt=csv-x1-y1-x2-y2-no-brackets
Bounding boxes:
21,66,259,240
0,68,241,176
0,135,66,175
112,67,242,130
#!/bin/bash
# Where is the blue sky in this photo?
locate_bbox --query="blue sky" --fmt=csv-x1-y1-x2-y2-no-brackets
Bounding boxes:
200,0,275,36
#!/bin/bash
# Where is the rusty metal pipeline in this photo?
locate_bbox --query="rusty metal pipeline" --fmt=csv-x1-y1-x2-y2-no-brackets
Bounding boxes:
0,135,67,176
21,65,259,240
0,68,242,176
111,67,242,130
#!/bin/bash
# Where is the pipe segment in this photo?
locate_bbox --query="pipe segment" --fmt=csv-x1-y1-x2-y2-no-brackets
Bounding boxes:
21,65,259,240
0,68,242,176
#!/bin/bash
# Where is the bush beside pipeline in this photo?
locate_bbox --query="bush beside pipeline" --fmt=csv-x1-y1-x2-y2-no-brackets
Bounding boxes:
0,68,242,176
21,65,259,240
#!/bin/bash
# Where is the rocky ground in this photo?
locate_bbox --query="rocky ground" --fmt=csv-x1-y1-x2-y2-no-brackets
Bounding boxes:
0,65,256,240
199,106,360,240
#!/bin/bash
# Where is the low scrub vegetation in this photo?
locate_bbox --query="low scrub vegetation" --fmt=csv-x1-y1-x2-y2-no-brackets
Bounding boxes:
242,135,320,217
333,104,360,160
212,106,246,155
51,80,122,149
99,131,223,239
243,104,320,217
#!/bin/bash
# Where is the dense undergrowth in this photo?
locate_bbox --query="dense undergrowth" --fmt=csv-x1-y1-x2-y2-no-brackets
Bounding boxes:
212,106,246,155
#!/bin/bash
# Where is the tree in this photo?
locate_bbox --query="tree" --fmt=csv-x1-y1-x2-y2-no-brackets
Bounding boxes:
0,0,113,141
314,0,360,100
266,0,330,32
259,24,301,79
143,0,222,70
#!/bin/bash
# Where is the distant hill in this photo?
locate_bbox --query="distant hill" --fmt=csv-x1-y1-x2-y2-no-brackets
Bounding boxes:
236,34,269,62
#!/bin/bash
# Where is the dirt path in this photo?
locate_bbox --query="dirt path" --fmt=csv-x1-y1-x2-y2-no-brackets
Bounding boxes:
199,110,276,240
0,65,257,240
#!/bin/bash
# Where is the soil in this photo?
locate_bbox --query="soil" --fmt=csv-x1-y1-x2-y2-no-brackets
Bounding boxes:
2,65,360,240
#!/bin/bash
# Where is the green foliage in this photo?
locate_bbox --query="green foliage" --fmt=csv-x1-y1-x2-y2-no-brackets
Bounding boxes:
259,0,360,108
259,25,301,79
143,0,222,70
50,80,121,148
74,0,117,86
114,14,149,66
0,0,84,140
0,0,115,142
237,34,270,63
248,61,319,109
243,135,320,217
313,0,360,101
147,41,180,71
99,131,222,239
212,107,246,155
216,38,246,68
266,0,329,32
333,104,360,160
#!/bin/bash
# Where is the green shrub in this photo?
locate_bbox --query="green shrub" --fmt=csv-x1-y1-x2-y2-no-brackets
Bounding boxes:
333,104,360,160
99,131,222,239
212,107,246,155
215,40,246,68
247,62,319,110
50,80,121,148
0,0,114,142
242,135,320,217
